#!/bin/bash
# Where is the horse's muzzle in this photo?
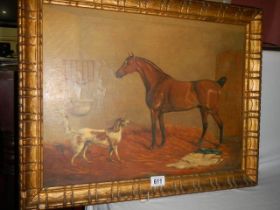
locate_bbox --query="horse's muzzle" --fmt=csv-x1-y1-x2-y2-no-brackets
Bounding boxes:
115,70,124,78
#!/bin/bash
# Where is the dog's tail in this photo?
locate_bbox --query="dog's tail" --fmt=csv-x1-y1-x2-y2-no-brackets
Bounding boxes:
216,76,227,88
63,114,77,135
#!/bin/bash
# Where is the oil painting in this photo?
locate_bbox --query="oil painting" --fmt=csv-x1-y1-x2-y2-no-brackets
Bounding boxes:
43,4,245,187
19,0,262,209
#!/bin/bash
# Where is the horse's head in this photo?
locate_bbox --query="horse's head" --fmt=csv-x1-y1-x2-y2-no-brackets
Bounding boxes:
115,54,137,78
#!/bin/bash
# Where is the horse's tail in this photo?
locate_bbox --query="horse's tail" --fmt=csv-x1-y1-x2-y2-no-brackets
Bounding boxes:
216,76,227,88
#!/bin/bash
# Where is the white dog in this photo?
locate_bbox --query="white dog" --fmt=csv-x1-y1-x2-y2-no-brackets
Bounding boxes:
64,115,129,165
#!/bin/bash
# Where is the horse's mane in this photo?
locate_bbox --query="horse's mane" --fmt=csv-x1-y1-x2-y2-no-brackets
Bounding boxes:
135,56,172,79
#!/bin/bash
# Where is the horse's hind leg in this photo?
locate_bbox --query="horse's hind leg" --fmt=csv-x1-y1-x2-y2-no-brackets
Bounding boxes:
158,113,166,147
211,112,223,144
198,108,209,146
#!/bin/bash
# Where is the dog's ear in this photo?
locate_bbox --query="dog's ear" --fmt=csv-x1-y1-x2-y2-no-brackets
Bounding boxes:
115,117,121,122
113,118,121,129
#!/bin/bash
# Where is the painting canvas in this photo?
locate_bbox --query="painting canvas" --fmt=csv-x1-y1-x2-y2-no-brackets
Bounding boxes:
19,0,262,209
42,4,245,187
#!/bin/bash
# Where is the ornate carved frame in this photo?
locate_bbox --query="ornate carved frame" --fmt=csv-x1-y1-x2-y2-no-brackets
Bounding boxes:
18,0,262,209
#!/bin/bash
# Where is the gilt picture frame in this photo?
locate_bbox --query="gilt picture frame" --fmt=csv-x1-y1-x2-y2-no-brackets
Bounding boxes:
18,0,262,209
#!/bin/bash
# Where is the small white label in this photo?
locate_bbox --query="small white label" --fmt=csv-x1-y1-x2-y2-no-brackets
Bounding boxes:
150,176,165,187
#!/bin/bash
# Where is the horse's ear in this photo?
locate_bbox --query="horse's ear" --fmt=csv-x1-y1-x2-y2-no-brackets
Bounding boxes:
130,52,135,62
128,52,134,57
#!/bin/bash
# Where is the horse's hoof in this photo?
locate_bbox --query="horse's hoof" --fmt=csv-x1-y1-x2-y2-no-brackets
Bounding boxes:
159,143,165,148
197,141,203,147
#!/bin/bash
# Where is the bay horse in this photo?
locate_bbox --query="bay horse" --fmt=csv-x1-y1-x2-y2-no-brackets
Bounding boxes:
115,55,227,149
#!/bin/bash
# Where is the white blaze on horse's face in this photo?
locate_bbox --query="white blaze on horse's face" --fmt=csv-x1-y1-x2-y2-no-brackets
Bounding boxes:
115,56,136,78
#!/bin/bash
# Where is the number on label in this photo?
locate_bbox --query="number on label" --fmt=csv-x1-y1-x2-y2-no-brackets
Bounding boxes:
150,176,165,187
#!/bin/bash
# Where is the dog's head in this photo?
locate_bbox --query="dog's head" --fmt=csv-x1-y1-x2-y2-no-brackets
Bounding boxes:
112,118,130,131
118,118,130,127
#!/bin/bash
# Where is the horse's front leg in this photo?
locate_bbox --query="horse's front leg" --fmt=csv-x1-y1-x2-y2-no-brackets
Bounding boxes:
150,110,158,149
158,113,166,147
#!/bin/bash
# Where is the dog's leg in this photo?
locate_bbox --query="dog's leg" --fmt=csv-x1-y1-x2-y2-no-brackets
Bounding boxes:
114,146,121,162
83,145,92,163
107,137,114,161
71,142,84,165
109,146,114,161
71,152,80,165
